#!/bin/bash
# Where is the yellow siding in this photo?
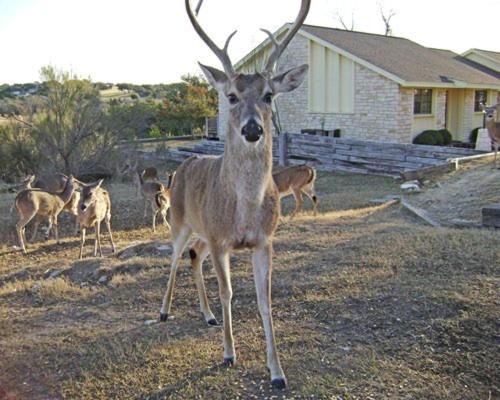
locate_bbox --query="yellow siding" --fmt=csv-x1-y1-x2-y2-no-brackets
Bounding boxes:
340,57,354,113
309,41,325,112
309,40,354,113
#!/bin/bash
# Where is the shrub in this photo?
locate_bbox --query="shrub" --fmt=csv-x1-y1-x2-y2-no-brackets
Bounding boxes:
438,129,452,145
413,130,440,145
469,127,481,144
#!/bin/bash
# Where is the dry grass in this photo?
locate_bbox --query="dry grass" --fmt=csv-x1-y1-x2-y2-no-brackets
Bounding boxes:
0,163,499,399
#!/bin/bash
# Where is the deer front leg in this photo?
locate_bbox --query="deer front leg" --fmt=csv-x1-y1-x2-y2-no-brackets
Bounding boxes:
210,246,235,366
160,226,192,321
252,242,286,389
189,239,217,325
289,189,303,220
79,227,86,259
95,221,103,257
105,214,116,253
53,216,60,244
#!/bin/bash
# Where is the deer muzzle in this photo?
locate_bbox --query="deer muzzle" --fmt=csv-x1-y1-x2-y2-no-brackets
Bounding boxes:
241,119,263,143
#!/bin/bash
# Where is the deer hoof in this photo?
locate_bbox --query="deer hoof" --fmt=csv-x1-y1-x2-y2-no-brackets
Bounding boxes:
271,378,287,389
159,313,169,322
223,357,234,367
207,318,218,326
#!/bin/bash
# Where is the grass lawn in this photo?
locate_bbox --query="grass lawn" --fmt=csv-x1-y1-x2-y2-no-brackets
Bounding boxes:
0,165,498,399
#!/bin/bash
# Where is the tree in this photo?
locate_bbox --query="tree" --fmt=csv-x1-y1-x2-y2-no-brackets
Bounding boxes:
379,3,396,36
335,11,355,31
157,74,217,135
7,66,128,176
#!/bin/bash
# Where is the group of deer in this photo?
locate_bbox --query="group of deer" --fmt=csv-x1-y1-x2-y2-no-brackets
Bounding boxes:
12,0,316,387
14,173,116,259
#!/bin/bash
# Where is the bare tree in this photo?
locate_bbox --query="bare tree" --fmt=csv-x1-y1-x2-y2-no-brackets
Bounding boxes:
335,11,355,31
379,3,396,36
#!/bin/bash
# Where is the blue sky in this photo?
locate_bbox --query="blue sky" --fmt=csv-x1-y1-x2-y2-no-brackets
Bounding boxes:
0,0,498,84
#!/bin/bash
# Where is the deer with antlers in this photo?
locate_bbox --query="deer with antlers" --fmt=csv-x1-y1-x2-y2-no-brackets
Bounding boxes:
273,164,318,219
158,0,310,388
15,175,77,254
77,179,116,259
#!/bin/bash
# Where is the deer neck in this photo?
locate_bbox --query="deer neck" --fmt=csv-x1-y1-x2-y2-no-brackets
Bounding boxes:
58,179,75,204
222,126,274,206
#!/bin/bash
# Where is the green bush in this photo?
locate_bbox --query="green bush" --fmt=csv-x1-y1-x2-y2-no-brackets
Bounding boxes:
413,130,440,145
413,129,453,146
438,129,452,145
469,127,481,144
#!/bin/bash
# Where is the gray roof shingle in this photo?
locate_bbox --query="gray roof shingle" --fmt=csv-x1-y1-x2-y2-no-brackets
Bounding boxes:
300,25,500,86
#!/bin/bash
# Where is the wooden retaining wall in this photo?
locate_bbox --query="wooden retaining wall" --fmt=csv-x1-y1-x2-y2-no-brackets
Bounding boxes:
156,133,484,177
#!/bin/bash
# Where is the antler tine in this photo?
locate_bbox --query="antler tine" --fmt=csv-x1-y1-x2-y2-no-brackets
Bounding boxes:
263,0,311,72
186,0,236,76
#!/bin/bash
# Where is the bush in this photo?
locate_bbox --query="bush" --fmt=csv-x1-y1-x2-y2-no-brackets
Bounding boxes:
469,127,481,144
413,129,453,146
413,130,440,145
438,129,452,145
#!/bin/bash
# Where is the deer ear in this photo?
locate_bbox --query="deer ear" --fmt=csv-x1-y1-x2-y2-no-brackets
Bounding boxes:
199,63,228,91
272,64,308,94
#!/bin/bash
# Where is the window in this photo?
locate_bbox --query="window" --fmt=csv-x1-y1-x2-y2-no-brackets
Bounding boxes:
414,89,432,114
474,90,487,112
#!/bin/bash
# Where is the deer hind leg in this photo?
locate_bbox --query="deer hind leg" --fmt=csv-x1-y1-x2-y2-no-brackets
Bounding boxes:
160,225,192,321
289,188,303,220
79,227,86,259
52,215,60,244
161,205,170,231
16,212,35,255
189,239,217,325
29,215,42,243
210,245,235,366
105,212,116,253
152,206,158,233
252,242,286,388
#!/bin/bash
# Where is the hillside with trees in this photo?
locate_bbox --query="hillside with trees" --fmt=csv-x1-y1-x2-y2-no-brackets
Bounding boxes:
0,67,218,179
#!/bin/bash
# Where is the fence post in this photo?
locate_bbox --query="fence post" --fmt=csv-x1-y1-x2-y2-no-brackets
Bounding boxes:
278,132,288,166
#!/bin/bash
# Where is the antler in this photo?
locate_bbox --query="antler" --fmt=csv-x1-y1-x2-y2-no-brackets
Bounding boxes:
261,0,311,72
185,0,236,76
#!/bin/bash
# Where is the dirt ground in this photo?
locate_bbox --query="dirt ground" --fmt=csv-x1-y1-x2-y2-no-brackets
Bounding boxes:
0,163,499,399
405,158,500,226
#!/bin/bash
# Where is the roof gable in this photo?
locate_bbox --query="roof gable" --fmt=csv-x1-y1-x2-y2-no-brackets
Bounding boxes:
236,24,500,89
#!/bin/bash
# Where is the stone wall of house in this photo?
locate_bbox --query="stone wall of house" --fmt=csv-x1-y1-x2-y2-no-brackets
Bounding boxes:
217,34,414,143
435,89,447,130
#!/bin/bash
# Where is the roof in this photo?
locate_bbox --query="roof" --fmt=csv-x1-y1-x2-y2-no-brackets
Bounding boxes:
465,48,500,64
237,24,500,89
300,25,500,88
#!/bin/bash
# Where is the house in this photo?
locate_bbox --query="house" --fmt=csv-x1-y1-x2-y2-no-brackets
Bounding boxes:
216,24,500,143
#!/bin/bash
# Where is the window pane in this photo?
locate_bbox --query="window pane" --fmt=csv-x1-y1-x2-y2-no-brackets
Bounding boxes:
414,89,432,114
474,90,487,112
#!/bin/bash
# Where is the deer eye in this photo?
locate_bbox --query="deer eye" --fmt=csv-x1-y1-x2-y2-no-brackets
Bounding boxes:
263,92,273,104
227,93,239,105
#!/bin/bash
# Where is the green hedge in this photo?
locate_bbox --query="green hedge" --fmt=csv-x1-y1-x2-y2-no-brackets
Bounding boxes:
412,129,452,146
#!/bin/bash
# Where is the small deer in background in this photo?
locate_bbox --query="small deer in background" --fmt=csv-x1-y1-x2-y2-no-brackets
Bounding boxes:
77,179,116,259
273,165,318,219
482,104,500,168
134,166,159,198
31,173,82,236
159,0,310,388
137,171,172,232
15,175,77,254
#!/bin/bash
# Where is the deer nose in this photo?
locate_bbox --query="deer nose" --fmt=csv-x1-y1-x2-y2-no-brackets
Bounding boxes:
241,119,263,142
80,204,87,211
